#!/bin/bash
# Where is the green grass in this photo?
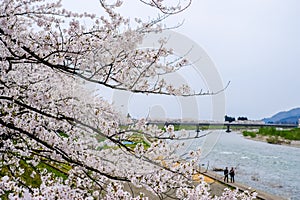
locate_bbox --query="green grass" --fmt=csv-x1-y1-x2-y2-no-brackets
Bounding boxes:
258,127,300,140
124,140,151,149
124,134,151,149
0,159,42,199
0,158,71,199
0,160,42,188
20,160,42,187
243,131,257,138
243,127,300,142
37,161,70,180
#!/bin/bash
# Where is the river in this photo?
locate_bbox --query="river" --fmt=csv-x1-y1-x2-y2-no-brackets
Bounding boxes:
176,130,300,200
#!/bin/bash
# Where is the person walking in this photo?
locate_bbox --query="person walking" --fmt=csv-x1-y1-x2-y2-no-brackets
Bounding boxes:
229,167,235,183
224,167,229,183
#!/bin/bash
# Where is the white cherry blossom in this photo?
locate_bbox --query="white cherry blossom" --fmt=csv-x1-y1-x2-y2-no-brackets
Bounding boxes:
0,0,257,199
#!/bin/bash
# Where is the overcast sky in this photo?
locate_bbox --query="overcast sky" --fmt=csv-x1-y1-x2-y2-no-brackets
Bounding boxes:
176,0,300,120
63,0,300,120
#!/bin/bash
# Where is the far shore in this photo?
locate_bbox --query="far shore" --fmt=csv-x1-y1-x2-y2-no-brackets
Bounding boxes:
236,131,300,148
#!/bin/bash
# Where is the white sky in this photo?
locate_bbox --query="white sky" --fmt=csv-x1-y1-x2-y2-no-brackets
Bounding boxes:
63,0,300,120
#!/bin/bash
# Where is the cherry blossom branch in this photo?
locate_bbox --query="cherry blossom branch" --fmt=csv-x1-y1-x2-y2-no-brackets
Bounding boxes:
139,0,192,15
0,118,130,182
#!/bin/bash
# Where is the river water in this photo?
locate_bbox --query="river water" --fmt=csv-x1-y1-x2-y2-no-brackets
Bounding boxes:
176,130,300,200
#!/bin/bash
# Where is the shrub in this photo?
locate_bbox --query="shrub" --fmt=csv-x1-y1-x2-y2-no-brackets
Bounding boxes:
266,136,281,144
258,127,276,136
243,131,256,138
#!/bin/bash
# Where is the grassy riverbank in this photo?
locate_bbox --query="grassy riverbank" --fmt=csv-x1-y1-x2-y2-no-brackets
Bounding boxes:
243,127,300,146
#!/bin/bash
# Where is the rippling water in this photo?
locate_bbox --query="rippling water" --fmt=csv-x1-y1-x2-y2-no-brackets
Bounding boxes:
177,130,300,200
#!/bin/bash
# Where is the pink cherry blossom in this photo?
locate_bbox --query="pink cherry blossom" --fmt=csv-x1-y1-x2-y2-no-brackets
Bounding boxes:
0,0,256,199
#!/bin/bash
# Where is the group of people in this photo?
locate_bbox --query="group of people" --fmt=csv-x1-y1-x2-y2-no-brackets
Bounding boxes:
224,167,235,183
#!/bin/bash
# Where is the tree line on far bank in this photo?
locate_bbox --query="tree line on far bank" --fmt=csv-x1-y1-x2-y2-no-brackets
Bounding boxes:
225,115,248,122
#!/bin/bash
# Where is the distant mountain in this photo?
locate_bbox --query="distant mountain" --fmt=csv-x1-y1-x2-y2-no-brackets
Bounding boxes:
262,107,300,124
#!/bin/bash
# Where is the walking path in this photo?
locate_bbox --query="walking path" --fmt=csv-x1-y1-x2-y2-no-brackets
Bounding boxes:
200,169,285,200
126,169,284,200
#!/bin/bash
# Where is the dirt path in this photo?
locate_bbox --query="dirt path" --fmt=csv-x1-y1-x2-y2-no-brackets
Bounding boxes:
201,169,285,200
124,170,285,199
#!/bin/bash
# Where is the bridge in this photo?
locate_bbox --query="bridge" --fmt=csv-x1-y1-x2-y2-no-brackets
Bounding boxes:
146,121,298,133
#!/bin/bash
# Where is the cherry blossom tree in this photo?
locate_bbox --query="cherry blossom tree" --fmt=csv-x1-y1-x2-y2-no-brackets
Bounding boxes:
0,0,256,199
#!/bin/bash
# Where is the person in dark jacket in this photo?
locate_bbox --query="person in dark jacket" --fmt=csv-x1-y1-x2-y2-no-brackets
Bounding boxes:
229,167,235,183
224,167,229,183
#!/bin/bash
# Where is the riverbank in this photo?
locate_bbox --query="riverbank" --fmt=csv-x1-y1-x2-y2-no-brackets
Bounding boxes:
242,132,300,148
126,130,298,199
199,168,285,200
125,168,284,199
199,131,300,199
240,127,300,148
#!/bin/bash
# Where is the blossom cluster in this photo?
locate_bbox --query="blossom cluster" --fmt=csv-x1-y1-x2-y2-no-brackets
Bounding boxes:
1,0,257,199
